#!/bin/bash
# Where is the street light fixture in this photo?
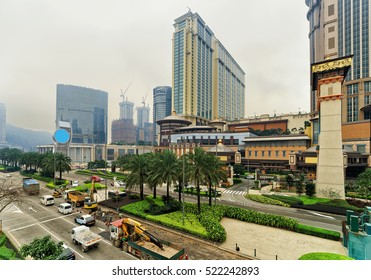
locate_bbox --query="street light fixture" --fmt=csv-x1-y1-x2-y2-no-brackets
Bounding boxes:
182,136,185,226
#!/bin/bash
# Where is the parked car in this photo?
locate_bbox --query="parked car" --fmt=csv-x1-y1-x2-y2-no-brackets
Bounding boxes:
58,203,73,214
75,214,95,226
57,243,75,260
72,181,79,187
244,175,255,179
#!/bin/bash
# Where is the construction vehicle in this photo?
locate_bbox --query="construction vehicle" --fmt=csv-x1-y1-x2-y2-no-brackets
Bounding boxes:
71,225,101,252
84,175,99,212
109,217,186,260
52,185,69,198
22,178,40,195
64,189,85,207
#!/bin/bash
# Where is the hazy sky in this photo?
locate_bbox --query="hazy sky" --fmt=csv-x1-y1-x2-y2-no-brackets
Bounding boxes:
0,0,310,134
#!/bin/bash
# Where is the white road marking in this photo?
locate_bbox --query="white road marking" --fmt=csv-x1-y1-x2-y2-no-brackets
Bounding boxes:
37,223,85,259
28,206,37,213
308,211,336,220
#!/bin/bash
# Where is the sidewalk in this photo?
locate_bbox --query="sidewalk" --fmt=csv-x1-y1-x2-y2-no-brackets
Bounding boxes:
220,218,347,260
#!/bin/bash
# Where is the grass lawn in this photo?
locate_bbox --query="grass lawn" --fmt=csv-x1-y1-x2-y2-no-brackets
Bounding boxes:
299,252,353,260
297,196,331,205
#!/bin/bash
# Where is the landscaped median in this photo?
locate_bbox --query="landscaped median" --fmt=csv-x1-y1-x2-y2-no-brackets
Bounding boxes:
120,196,341,243
246,193,363,215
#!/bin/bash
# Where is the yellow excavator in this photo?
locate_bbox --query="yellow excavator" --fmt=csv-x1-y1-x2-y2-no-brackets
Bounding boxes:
110,217,163,250
84,175,99,212
52,186,68,198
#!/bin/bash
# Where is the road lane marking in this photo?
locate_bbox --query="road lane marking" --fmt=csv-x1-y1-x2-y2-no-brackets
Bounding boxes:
37,223,85,259
8,212,78,232
307,211,336,220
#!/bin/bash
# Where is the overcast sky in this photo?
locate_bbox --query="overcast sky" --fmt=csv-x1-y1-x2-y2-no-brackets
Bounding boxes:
0,0,310,134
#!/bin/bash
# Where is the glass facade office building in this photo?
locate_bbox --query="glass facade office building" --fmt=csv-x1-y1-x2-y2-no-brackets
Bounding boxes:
56,84,108,144
153,86,172,144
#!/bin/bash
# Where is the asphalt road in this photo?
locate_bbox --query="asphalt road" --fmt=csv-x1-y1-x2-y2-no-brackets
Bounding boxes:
1,171,346,260
1,172,136,260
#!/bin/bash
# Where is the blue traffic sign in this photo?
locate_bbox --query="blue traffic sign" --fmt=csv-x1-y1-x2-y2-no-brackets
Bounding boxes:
53,129,70,144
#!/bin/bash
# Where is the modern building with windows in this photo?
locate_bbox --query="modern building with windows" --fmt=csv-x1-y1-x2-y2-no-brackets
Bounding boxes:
153,86,172,145
306,0,371,156
172,11,245,124
56,84,108,144
111,93,136,145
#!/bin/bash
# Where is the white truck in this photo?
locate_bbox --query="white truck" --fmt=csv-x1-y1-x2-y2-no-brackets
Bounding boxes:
70,225,101,252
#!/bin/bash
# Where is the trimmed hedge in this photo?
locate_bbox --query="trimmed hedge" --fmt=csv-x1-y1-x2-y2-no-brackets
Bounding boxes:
294,224,340,241
0,246,15,260
299,252,353,260
121,198,341,243
0,234,6,247
247,194,290,207
263,194,303,206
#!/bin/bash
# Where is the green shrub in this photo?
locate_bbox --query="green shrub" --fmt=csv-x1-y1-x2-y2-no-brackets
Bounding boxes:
0,247,15,260
246,194,290,207
0,234,7,247
145,197,181,215
294,224,341,241
299,252,353,260
224,206,298,230
263,194,303,206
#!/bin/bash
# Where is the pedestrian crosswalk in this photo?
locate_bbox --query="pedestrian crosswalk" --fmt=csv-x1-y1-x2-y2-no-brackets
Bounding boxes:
221,190,247,196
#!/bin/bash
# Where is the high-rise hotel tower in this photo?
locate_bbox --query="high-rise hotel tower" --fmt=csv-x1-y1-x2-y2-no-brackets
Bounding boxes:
306,0,371,154
172,12,245,124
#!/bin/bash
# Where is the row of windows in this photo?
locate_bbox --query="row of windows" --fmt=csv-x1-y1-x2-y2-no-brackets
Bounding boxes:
347,96,359,122
248,150,289,158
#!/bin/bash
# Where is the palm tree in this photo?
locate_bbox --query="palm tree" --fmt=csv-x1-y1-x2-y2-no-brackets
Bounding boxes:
204,154,227,206
146,153,163,199
41,152,71,180
175,154,189,202
124,153,149,200
187,148,210,214
156,150,179,202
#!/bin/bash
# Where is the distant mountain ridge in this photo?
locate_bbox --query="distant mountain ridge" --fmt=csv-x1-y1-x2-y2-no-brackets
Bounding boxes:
6,123,53,151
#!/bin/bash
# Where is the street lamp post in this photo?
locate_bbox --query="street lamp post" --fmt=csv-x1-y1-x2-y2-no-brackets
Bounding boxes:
215,138,218,206
104,144,107,201
182,137,185,227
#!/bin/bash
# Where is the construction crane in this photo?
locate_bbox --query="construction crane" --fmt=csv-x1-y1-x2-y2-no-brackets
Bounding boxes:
120,81,133,102
142,89,149,107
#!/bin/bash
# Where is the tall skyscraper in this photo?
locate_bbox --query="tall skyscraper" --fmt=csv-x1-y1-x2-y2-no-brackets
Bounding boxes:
136,105,150,129
172,11,245,124
153,86,172,144
136,105,151,143
306,0,371,154
56,84,108,144
119,97,134,120
0,103,6,144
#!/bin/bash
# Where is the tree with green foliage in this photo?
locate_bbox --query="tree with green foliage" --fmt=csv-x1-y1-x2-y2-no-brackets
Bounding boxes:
295,174,305,195
41,152,71,180
356,168,371,195
20,152,42,171
19,235,63,260
233,164,245,177
305,182,316,197
204,154,227,206
186,148,210,214
285,174,294,189
124,153,149,200
146,153,163,199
